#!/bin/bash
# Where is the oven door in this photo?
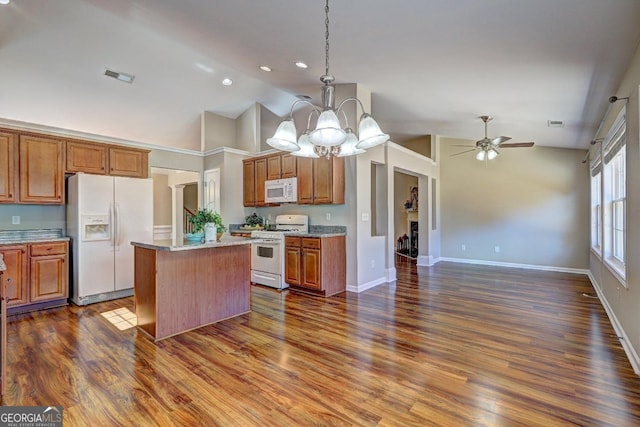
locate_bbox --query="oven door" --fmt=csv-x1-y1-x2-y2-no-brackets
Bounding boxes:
251,240,281,275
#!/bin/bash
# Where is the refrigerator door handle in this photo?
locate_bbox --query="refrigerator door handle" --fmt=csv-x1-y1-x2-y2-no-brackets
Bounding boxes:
115,202,121,248
109,203,115,248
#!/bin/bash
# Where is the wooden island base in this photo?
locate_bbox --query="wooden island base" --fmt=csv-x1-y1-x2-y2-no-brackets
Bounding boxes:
133,243,251,341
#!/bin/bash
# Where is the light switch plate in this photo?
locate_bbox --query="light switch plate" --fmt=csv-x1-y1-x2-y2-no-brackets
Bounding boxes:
12,216,20,225
362,212,369,221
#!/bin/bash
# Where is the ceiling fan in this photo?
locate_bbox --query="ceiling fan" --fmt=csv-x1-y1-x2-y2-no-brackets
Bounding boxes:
453,116,535,161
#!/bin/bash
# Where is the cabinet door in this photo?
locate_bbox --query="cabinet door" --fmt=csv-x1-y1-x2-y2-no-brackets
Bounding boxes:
267,155,282,180
302,247,322,290
109,147,148,178
281,154,296,178
255,158,267,207
0,132,17,203
30,255,68,303
19,135,64,204
313,156,344,204
296,157,314,204
285,246,302,286
243,160,256,207
66,140,108,174
0,245,28,307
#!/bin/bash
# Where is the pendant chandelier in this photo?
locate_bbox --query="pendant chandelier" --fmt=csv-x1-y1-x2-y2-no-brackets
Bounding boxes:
266,0,389,158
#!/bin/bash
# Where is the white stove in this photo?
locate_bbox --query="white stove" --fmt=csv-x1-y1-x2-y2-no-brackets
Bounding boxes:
250,215,308,290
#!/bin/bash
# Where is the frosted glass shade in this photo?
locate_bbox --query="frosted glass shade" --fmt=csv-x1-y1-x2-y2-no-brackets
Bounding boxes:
487,148,498,160
266,119,300,152
309,110,346,147
337,129,365,157
291,133,320,158
356,114,389,149
476,150,486,161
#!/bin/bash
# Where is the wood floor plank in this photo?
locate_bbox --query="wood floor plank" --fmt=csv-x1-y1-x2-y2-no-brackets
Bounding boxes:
4,261,640,426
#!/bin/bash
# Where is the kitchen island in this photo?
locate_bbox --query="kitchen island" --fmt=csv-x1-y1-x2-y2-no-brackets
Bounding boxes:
131,237,253,341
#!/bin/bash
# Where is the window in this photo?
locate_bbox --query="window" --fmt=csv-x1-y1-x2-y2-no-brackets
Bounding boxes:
590,171,601,254
601,108,626,283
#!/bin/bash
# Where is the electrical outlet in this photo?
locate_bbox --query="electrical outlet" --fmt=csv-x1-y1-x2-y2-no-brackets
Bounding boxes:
362,212,370,221
267,214,272,221
461,244,466,251
12,216,20,225
494,246,500,253
326,212,331,221
371,259,375,269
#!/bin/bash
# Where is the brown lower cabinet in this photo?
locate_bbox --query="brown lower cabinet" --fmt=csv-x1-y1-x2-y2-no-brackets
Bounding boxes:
0,241,68,314
284,235,346,296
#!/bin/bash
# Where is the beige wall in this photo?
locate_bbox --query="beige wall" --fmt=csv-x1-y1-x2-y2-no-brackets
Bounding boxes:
152,173,172,226
440,138,589,269
588,40,640,372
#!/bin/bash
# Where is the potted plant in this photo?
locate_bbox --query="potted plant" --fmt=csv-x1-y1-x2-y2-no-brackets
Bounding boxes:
188,209,226,241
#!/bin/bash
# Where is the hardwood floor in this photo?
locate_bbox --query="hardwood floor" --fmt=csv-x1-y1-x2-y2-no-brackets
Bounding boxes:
5,262,640,426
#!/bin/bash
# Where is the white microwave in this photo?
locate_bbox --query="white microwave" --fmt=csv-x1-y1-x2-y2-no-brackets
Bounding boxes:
265,177,298,203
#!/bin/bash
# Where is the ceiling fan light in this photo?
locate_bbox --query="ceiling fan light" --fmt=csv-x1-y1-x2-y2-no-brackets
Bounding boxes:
309,110,346,147
337,129,365,157
266,119,300,152
476,150,487,161
292,132,320,158
487,148,498,160
356,114,389,149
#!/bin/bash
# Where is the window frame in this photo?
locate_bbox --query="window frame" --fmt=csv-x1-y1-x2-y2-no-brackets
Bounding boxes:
601,108,627,286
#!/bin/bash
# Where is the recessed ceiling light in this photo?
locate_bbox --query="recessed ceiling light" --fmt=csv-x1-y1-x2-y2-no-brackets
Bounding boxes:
259,65,272,72
222,78,233,86
295,61,308,69
104,68,135,84
0,0,10,5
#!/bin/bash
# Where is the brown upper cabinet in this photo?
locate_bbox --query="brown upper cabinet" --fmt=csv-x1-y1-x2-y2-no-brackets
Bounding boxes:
19,135,64,204
267,155,282,180
243,159,256,207
281,154,296,178
66,140,108,175
242,151,344,206
297,156,344,205
109,146,149,178
0,132,17,203
66,140,148,178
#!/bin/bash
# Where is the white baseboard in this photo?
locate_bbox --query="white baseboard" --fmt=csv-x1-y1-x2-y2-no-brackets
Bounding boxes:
347,276,388,293
436,257,590,275
587,272,640,375
417,255,435,266
154,224,172,240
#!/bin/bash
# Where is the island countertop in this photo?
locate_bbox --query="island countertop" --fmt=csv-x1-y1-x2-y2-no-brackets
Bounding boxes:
131,236,254,251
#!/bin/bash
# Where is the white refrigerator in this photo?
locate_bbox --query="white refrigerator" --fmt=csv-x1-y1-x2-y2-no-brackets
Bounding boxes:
67,173,153,305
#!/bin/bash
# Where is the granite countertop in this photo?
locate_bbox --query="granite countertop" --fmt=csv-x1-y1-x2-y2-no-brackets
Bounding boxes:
0,229,70,245
291,232,346,238
131,236,257,252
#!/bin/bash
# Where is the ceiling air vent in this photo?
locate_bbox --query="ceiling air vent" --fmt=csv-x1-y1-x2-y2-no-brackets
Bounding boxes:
104,68,135,84
296,94,312,100
547,120,564,128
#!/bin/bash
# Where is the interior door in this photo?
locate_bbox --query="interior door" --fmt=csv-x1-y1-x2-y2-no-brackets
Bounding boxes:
204,168,221,214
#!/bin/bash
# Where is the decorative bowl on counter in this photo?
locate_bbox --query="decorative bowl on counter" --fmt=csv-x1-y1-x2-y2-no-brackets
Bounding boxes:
185,233,204,242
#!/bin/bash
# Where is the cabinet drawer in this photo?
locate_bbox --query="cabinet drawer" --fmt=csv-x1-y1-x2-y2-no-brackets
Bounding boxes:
285,236,301,247
301,237,321,249
30,241,67,256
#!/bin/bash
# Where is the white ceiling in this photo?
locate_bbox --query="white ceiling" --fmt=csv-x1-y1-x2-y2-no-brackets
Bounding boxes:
1,0,639,152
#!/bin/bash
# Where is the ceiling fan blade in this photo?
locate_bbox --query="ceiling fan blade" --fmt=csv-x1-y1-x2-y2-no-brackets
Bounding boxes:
500,142,535,148
450,148,477,157
490,136,511,145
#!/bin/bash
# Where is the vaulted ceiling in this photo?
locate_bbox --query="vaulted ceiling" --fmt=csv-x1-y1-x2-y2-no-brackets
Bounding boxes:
1,0,639,152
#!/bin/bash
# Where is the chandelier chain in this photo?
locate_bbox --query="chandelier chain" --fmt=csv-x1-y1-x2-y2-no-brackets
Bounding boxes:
324,0,330,77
